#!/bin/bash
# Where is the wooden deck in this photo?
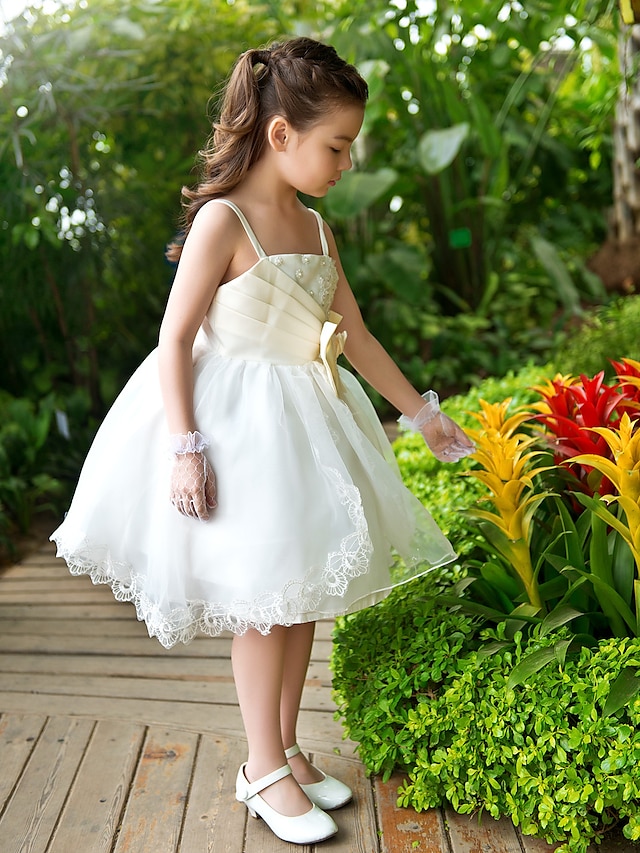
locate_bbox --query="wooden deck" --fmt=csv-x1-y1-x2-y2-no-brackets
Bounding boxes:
0,541,636,852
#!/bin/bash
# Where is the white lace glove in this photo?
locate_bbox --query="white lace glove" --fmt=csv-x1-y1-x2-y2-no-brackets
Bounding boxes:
398,391,475,463
169,431,217,520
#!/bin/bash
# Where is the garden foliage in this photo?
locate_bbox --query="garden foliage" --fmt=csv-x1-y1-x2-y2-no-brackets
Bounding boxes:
333,358,640,851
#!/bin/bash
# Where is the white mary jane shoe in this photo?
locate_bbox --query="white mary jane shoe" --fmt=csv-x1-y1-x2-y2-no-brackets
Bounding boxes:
235,763,338,845
285,744,353,810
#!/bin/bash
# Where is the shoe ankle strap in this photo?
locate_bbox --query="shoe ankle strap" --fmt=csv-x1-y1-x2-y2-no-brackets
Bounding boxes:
242,764,292,800
284,744,301,759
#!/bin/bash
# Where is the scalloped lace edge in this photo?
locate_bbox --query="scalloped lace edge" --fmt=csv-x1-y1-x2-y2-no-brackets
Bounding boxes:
52,468,373,649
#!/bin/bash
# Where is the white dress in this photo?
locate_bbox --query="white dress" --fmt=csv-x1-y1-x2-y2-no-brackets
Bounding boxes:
51,200,456,648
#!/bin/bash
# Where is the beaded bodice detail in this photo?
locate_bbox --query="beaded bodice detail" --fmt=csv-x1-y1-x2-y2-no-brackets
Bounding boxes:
270,253,338,313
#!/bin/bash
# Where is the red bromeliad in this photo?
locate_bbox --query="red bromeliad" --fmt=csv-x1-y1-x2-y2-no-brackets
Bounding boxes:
532,367,640,496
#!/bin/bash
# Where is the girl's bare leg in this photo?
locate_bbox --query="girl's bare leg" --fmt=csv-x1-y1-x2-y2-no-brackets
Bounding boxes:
231,626,312,816
280,621,324,784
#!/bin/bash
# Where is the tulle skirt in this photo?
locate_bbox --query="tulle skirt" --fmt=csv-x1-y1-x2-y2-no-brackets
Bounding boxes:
51,346,456,648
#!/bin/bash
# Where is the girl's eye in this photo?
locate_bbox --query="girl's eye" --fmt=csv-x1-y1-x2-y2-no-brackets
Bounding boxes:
330,148,341,154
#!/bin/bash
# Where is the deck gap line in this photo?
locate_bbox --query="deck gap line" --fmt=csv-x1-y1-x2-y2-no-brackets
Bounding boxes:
0,713,49,823
44,718,100,853
108,723,148,853
177,731,202,850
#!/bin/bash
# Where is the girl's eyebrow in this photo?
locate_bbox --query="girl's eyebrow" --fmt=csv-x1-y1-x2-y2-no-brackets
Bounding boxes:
332,134,355,142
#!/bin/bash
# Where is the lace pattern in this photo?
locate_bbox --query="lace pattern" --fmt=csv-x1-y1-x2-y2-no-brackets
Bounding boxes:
52,467,372,649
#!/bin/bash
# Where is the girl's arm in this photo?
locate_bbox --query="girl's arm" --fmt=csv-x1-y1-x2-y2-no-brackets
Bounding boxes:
326,228,430,420
326,226,474,461
157,203,238,433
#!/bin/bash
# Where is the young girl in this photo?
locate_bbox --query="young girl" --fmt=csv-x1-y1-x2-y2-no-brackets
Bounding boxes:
51,37,473,845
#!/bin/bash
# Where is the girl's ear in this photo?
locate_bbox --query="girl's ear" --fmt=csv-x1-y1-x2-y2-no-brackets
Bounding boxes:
267,116,290,152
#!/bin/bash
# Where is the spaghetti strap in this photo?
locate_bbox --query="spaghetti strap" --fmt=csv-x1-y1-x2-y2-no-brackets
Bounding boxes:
211,199,267,260
309,208,330,255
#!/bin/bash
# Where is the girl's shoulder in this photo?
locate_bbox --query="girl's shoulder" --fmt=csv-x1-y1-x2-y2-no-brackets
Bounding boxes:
189,198,248,243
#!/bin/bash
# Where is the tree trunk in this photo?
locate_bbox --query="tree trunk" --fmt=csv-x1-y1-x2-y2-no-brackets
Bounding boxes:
612,24,640,242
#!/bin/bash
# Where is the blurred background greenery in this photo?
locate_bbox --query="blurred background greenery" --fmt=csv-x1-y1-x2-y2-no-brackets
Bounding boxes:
1,0,639,553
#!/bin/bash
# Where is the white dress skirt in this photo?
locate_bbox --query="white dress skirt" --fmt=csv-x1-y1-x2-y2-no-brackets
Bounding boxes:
51,200,456,648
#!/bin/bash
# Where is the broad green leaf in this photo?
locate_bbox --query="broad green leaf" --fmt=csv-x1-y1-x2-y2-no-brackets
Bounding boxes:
602,667,640,717
610,523,634,605
539,605,583,638
480,561,521,600
324,168,397,220
554,638,573,666
507,646,557,690
561,567,638,636
417,123,469,175
530,234,582,316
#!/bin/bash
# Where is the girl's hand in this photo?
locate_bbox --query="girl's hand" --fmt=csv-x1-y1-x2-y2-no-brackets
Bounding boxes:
420,412,474,463
398,390,474,463
170,451,217,520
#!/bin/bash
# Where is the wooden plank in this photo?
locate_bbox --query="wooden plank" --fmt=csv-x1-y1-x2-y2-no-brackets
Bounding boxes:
180,733,248,853
0,603,140,620
47,719,145,853
113,725,199,853
374,772,448,853
0,618,150,637
0,672,335,712
0,713,47,811
312,752,378,852
0,716,95,853
0,590,124,605
0,632,334,661
446,807,523,852
1,565,77,579
0,693,350,751
0,653,333,685
0,577,111,593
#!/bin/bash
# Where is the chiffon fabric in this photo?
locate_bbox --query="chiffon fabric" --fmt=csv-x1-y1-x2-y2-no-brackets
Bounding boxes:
51,200,456,648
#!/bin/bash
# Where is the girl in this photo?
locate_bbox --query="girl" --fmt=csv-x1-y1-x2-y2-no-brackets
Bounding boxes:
51,37,473,845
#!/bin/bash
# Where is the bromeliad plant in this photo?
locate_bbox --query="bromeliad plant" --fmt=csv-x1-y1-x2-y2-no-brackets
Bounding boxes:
456,360,640,645
460,399,551,615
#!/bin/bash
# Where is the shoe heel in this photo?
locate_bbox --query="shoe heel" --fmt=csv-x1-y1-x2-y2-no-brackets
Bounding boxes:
247,806,258,819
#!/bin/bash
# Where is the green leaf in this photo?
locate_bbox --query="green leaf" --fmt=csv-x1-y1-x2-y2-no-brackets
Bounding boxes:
323,168,397,220
480,561,521,601
602,667,640,717
539,605,583,638
506,646,557,690
530,234,582,316
561,566,638,636
417,123,469,175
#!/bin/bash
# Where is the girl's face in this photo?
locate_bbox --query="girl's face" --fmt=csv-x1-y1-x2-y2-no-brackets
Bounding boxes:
279,103,365,197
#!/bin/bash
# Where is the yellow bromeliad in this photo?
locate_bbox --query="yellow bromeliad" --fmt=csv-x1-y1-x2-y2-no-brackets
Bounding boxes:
571,413,640,571
466,399,552,611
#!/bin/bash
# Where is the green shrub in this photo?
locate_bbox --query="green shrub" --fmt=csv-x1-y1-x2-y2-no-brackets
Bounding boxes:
553,295,640,378
334,360,640,851
333,600,640,852
0,393,65,551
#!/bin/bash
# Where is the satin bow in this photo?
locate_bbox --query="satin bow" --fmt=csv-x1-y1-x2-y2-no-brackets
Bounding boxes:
319,310,347,398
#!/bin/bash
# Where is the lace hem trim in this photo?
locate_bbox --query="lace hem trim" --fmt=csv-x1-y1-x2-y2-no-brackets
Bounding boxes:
51,468,373,649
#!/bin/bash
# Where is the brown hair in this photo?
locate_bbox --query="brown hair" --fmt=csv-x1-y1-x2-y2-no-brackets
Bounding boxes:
166,37,368,262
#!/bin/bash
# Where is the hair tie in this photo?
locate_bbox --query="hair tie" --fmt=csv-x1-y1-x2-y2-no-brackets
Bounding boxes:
253,49,271,67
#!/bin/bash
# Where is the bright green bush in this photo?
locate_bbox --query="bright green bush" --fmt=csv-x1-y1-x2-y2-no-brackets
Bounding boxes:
553,295,640,378
333,602,640,852
334,360,640,851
